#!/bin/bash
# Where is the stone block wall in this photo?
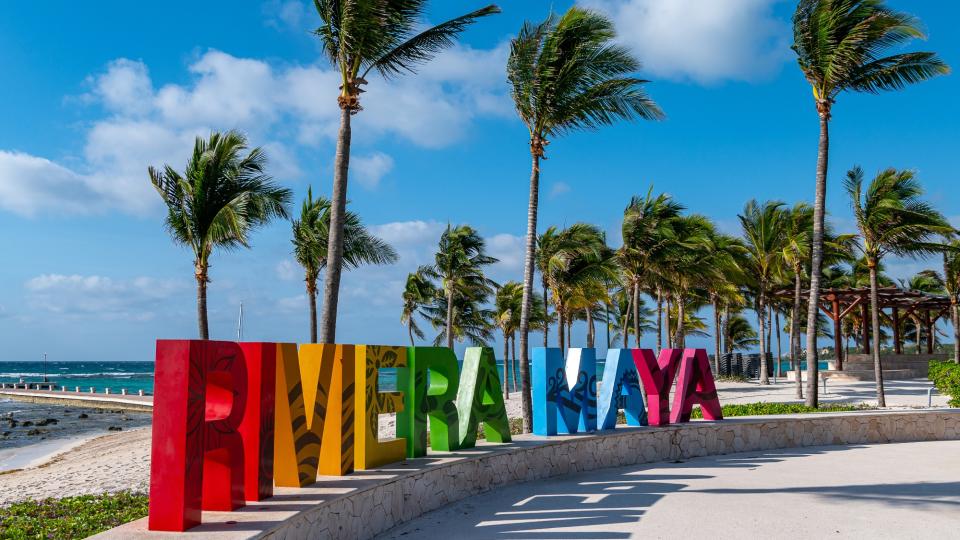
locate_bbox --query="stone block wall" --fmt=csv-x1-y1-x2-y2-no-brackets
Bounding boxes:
97,410,960,540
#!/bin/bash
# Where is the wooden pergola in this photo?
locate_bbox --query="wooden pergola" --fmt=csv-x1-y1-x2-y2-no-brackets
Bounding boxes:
775,286,952,370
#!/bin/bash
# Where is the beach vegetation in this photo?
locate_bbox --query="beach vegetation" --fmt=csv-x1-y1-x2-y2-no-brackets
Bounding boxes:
0,491,148,540
791,0,949,406
508,6,664,431
292,187,397,343
846,167,954,405
149,130,292,340
311,0,500,345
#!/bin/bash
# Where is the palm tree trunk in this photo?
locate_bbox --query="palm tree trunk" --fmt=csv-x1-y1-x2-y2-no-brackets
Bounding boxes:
308,279,318,344
558,310,566,352
196,262,209,340
869,263,886,407
621,313,628,349
759,290,768,385
319,107,352,344
446,290,455,349
605,302,611,349
542,283,550,348
632,281,641,348
712,295,721,373
792,267,803,399
585,309,594,348
775,310,782,379
804,111,829,407
511,334,518,392
953,301,960,364
723,304,731,354
503,332,510,400
673,292,685,348
517,151,540,433
656,289,663,351
665,296,672,349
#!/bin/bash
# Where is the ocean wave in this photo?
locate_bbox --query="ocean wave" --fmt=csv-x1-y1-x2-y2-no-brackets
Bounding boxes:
0,372,154,379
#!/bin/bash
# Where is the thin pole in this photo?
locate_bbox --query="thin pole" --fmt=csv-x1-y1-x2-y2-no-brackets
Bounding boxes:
238,302,244,341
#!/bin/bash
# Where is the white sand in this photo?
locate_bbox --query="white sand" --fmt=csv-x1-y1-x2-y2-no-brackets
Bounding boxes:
0,381,943,506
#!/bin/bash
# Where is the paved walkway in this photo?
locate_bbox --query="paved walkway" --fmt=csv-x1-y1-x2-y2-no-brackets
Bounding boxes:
380,440,960,539
715,378,947,407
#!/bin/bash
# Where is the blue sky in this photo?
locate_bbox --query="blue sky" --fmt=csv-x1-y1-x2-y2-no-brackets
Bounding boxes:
1,0,958,362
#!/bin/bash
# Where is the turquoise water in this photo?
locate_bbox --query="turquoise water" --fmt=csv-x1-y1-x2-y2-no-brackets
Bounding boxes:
776,361,830,373
0,360,536,395
0,361,155,395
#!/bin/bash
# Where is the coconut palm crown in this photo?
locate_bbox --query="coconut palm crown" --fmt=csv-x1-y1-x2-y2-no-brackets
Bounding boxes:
313,0,500,344
791,0,948,407
293,187,397,343
150,130,292,340
508,6,663,433
846,166,955,406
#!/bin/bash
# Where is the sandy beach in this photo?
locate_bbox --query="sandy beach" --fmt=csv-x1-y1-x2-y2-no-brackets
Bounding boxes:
0,380,945,506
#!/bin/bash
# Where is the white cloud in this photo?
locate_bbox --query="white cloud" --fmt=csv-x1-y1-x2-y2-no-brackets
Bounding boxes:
352,152,394,190
0,151,102,216
263,0,310,32
276,294,306,313
371,220,447,248
583,0,791,83
276,259,298,281
1,44,510,216
25,274,184,321
549,181,571,198
88,58,154,116
486,233,525,274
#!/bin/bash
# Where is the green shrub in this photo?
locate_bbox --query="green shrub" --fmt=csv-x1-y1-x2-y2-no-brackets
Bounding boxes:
690,401,872,418
929,360,960,407
0,491,148,540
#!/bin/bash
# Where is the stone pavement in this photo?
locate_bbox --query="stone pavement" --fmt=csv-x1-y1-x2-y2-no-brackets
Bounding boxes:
380,439,960,539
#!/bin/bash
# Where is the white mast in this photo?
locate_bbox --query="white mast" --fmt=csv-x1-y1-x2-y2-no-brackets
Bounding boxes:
237,302,244,341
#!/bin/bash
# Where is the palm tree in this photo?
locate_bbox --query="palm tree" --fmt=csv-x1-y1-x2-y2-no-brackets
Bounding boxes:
609,288,654,347
619,189,684,349
846,166,953,406
313,1,500,344
704,231,746,372
662,215,720,348
941,239,960,363
508,7,663,432
422,282,495,347
902,271,946,355
401,266,437,346
546,224,615,352
150,130,291,339
537,224,609,349
725,312,760,352
792,0,949,407
739,200,788,385
494,281,523,397
293,188,397,343
430,225,498,349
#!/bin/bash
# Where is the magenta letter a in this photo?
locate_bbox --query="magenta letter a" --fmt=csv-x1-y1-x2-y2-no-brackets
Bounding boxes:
670,349,723,423
632,349,681,426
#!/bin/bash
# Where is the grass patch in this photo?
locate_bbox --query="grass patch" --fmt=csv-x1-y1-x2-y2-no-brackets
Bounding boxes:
0,491,148,540
691,402,874,418
714,374,749,383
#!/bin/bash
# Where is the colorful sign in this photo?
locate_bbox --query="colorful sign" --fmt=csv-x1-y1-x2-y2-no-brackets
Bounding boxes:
147,341,720,531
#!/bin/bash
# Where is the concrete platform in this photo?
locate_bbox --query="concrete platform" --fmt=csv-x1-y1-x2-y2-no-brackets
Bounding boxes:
0,389,153,412
380,439,960,539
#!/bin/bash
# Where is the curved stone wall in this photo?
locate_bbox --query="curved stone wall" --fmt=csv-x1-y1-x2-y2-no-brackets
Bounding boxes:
97,409,960,540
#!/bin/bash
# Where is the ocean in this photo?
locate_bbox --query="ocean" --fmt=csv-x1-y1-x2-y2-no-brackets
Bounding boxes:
0,361,156,395
0,360,539,397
